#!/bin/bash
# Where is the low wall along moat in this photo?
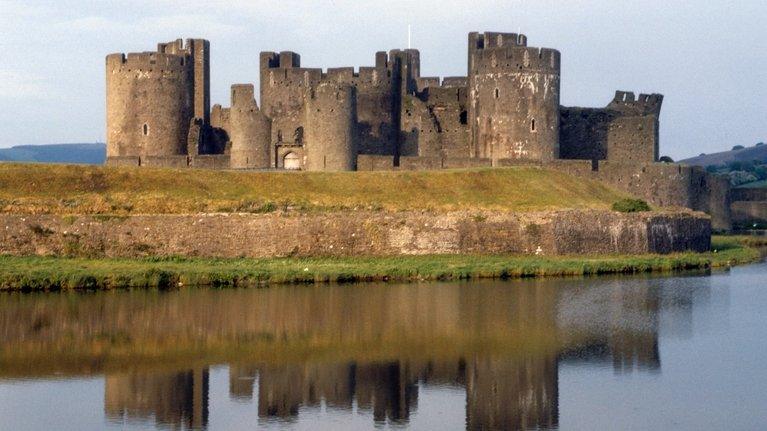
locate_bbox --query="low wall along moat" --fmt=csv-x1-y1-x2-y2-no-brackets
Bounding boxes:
0,210,710,259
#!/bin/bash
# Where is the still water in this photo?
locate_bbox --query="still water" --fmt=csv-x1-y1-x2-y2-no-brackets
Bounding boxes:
1,263,766,430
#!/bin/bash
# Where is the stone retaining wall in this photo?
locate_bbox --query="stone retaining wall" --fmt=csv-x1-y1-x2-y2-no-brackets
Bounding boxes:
731,201,767,225
0,210,710,258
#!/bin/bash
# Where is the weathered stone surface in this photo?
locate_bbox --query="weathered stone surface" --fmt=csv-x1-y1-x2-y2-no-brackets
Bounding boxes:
0,210,710,259
731,201,767,225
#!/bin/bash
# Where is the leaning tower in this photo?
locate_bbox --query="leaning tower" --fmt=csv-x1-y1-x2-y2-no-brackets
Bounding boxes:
467,32,561,163
105,39,209,159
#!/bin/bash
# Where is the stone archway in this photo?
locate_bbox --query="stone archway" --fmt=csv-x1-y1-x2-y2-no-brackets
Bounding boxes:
283,152,300,170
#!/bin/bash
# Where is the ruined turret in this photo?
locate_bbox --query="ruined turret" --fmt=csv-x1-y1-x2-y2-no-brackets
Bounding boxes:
105,39,209,160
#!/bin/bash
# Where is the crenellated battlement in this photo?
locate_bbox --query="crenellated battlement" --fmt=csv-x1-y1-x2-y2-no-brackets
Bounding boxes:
106,31,667,177
262,51,398,91
471,46,560,74
416,76,468,90
608,91,664,116
469,32,528,50
106,52,188,73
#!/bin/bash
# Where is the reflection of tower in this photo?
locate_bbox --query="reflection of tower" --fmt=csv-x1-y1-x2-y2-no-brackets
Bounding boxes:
229,365,258,401
355,362,419,424
104,367,209,429
465,356,559,431
608,285,662,372
257,364,304,418
253,362,356,419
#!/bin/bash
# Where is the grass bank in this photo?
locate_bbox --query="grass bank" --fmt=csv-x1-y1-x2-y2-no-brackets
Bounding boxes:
0,237,760,292
0,163,626,214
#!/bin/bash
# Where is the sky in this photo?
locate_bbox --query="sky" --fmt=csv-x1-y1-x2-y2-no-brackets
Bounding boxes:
0,0,764,160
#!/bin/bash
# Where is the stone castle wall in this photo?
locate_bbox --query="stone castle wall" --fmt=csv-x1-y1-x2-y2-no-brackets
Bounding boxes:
106,33,662,174
0,210,710,259
106,39,209,159
559,92,663,165
468,32,561,163
730,188,767,226
304,83,357,171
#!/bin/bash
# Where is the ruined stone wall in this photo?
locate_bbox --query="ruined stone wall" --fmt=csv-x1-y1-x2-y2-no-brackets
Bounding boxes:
588,162,731,231
559,92,662,164
403,80,471,159
730,188,767,226
259,51,321,163
468,32,561,164
106,52,193,158
324,53,398,156
158,39,210,123
225,84,271,169
401,95,439,157
356,155,396,171
189,155,230,170
304,83,357,171
559,107,612,161
731,202,767,226
607,116,659,163
106,39,210,160
0,210,710,259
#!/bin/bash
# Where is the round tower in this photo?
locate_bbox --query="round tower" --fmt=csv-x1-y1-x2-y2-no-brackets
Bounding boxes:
106,52,193,158
303,82,357,171
467,32,561,163
228,84,272,169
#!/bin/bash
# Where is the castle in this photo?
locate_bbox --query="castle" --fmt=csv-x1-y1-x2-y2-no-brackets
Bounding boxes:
105,32,733,231
105,32,662,170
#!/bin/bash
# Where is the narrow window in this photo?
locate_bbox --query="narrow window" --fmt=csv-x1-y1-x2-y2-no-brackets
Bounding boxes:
142,124,149,136
494,88,499,99
460,111,468,125
531,119,536,132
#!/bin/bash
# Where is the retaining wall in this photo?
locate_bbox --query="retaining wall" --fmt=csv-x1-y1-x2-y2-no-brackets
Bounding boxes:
0,210,710,259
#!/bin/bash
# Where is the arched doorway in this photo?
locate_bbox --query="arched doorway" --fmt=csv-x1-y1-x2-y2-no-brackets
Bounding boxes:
283,152,300,170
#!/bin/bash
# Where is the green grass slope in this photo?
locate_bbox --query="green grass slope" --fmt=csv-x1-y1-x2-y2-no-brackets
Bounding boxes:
0,163,629,214
0,236,760,291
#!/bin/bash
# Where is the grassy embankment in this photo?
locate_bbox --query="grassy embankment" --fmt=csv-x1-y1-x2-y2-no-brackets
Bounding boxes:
1,163,758,291
0,236,762,291
0,162,627,214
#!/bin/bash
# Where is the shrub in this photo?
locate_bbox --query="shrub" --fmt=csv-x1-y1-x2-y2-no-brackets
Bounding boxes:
658,156,674,163
728,171,758,186
732,145,745,151
612,198,651,213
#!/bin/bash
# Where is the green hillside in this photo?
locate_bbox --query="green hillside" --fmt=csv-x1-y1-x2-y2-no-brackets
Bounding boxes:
0,163,628,214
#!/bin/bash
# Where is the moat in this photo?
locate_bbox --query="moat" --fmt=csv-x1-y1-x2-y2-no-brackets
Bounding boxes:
1,263,767,430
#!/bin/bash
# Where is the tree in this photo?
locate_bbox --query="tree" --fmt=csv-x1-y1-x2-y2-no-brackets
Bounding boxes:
732,145,745,151
659,156,674,163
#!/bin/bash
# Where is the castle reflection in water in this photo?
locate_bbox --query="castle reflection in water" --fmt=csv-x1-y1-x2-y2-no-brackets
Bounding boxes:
91,275,697,430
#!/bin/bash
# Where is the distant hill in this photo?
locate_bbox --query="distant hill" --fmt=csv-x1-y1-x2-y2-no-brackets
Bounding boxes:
0,143,106,165
680,144,767,167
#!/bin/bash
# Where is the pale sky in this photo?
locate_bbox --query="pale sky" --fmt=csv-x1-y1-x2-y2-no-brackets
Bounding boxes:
0,0,764,159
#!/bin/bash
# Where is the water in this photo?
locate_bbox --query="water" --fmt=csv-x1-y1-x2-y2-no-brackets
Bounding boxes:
1,263,767,430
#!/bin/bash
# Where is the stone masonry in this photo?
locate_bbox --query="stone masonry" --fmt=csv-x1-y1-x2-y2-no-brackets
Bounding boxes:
104,32,732,230
1,210,710,259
